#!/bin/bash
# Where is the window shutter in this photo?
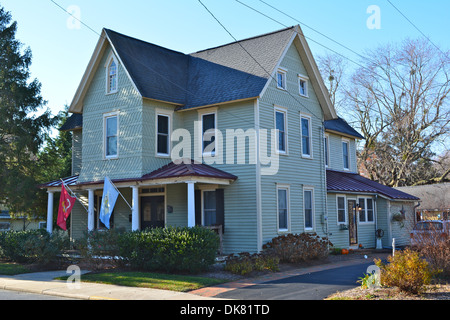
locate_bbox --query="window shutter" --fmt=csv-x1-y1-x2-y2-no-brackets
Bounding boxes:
195,190,201,226
215,189,225,233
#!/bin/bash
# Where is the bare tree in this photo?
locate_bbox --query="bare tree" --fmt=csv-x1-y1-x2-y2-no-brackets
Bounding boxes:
319,38,450,187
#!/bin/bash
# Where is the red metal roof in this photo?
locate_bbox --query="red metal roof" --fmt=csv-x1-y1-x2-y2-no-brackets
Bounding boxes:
39,160,237,188
142,159,238,181
326,169,419,201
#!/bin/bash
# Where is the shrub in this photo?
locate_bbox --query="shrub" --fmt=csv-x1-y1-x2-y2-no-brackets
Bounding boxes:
117,226,220,274
75,228,125,270
375,249,437,294
415,238,450,277
224,252,279,275
0,229,70,265
263,233,332,263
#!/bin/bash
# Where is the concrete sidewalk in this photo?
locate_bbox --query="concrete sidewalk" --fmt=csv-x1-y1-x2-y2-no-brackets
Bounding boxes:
0,270,222,300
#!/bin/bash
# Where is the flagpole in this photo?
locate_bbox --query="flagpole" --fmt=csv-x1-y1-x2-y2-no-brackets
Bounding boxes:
105,176,132,210
61,179,89,213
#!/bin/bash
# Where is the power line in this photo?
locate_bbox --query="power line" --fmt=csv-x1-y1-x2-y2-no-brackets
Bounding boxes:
49,0,101,37
386,0,445,56
197,0,324,122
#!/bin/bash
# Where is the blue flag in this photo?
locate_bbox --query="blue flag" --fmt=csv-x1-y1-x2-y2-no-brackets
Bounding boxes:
99,177,119,229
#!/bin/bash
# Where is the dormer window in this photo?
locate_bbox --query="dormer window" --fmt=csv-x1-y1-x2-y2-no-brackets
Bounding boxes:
106,53,118,94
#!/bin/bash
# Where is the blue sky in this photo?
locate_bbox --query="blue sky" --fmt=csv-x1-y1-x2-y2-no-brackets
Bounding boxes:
2,0,449,120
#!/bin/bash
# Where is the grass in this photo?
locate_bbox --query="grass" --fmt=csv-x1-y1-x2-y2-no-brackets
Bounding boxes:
0,262,32,275
58,271,227,292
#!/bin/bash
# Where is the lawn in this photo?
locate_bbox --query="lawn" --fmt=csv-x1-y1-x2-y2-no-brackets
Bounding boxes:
0,262,32,275
59,271,227,292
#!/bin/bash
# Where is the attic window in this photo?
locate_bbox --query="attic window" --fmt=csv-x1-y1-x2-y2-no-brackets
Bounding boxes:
106,56,118,94
276,68,287,90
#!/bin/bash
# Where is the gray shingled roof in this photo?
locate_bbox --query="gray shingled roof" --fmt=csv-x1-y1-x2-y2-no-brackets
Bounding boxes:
104,27,295,110
60,113,82,131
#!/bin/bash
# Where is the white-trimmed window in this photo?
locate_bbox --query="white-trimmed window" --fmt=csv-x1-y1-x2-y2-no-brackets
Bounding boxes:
342,139,349,170
301,115,312,157
203,190,217,226
304,187,314,230
298,75,309,97
156,112,171,156
202,112,216,155
324,134,330,167
275,107,287,154
106,54,118,94
358,197,374,223
104,112,118,158
337,195,346,224
277,186,289,232
276,68,287,90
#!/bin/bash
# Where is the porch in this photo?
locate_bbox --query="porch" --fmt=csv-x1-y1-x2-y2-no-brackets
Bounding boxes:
39,160,237,253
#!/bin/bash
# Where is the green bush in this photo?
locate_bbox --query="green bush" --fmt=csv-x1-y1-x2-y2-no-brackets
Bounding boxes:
263,233,332,263
375,249,438,294
0,229,69,265
79,226,220,274
224,252,280,275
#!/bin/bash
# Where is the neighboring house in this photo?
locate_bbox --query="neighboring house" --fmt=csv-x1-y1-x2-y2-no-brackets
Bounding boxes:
0,204,46,232
396,183,450,221
39,25,419,253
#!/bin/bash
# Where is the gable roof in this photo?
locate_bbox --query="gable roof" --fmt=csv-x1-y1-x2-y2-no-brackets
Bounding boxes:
69,26,336,119
326,169,419,201
324,117,364,139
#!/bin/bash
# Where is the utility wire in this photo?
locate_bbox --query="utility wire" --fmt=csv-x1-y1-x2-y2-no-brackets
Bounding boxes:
386,0,445,56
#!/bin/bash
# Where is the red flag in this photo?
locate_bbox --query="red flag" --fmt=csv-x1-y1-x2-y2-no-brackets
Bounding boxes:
57,184,76,230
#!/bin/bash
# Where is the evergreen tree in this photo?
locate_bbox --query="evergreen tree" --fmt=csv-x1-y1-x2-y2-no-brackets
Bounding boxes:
0,5,55,217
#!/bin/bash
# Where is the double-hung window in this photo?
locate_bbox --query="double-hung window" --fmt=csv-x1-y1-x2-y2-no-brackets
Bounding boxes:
106,55,118,94
304,188,314,230
301,115,312,157
342,140,349,170
324,134,329,167
275,107,287,154
358,198,374,223
156,114,170,156
104,112,118,158
276,68,287,90
277,186,289,232
202,113,216,155
337,196,346,224
203,190,217,226
298,75,308,97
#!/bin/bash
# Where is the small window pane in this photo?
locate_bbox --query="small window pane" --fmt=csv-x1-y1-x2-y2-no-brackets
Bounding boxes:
343,142,349,169
299,79,307,96
278,189,288,230
276,111,286,152
204,191,216,226
359,198,366,222
304,190,313,229
337,197,346,223
301,118,310,155
202,114,215,153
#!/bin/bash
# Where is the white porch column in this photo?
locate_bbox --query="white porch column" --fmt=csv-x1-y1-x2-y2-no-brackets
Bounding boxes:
131,185,139,231
87,189,95,231
187,181,196,227
46,191,54,234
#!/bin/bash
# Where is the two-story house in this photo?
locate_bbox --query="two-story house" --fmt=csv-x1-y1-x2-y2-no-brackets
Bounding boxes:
39,25,419,254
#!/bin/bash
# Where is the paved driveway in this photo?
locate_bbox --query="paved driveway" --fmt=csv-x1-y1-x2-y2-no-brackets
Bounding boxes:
212,262,375,300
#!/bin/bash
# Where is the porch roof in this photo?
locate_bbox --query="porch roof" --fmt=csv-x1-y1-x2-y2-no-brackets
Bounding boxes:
38,160,237,190
326,169,419,201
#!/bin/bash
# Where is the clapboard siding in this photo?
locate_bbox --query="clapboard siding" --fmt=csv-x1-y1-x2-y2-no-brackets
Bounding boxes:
259,42,328,246
78,46,143,183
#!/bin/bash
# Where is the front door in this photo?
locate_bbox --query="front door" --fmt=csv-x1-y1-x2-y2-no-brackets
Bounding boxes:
141,196,165,229
348,199,358,245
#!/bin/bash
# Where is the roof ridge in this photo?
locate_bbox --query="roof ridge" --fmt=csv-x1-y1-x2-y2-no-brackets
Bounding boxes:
189,26,295,55
104,28,188,57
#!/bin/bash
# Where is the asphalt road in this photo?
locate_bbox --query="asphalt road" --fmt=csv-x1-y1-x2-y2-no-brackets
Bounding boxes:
215,262,374,300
